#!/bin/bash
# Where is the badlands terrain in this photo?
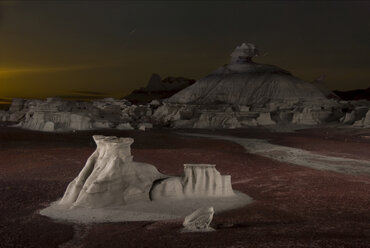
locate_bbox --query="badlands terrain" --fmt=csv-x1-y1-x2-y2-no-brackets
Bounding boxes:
1,126,370,248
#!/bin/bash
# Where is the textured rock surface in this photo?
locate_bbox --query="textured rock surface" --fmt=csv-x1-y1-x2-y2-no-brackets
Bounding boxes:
167,43,327,105
150,164,235,200
182,206,215,232
60,135,164,208
40,135,251,222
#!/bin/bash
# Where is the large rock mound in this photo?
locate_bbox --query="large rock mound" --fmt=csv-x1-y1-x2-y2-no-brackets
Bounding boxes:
167,43,326,106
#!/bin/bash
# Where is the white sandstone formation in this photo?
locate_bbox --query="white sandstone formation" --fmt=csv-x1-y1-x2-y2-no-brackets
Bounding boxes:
150,164,235,200
60,135,165,208
8,97,157,131
40,136,252,223
22,111,92,132
182,206,215,232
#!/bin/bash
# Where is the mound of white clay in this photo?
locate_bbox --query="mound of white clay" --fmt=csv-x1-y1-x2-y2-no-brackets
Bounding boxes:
40,135,252,223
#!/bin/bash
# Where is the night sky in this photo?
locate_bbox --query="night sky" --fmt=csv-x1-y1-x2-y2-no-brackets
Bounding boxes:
0,1,369,104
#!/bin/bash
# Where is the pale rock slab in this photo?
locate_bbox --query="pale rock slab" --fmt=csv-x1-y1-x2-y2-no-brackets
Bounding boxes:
150,164,235,200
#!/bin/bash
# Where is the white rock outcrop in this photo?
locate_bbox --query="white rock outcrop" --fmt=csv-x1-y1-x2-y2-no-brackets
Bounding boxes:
150,164,235,200
182,206,215,232
60,135,165,208
40,136,252,223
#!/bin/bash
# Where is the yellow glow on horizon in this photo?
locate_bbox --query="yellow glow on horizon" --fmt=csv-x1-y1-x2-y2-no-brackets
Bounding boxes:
0,64,121,77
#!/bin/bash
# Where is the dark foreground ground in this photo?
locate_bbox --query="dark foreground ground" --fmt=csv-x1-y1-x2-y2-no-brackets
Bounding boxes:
1,126,370,248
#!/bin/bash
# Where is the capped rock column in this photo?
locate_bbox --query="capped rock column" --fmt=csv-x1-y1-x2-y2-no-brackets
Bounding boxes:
59,135,164,208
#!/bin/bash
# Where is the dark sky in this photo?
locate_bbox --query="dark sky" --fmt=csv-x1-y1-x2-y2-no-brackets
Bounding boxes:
0,1,369,103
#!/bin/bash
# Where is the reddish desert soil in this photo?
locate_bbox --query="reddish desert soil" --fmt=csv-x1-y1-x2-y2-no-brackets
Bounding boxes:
1,126,370,248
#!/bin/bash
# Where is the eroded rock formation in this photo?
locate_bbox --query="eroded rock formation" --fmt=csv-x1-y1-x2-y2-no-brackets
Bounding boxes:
60,135,165,208
59,136,238,210
150,164,235,200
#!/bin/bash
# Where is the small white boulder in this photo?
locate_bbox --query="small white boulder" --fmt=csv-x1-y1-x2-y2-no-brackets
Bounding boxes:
182,206,215,232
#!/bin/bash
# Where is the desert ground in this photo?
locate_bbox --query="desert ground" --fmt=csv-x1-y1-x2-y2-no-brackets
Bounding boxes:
1,126,370,248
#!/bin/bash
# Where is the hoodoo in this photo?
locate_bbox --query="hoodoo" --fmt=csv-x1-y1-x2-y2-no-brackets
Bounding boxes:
40,135,252,223
59,135,165,208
